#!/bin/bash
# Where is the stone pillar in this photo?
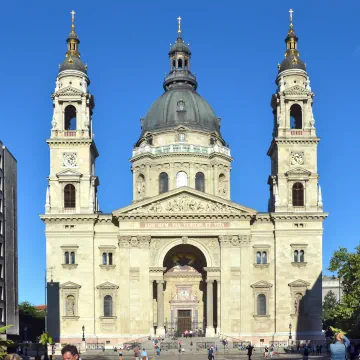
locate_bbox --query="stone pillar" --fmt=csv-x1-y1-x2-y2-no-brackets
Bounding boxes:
150,280,155,335
206,279,215,337
157,280,165,336
216,280,221,334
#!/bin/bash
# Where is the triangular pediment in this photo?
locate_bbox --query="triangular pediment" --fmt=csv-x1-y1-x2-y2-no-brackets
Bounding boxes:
96,282,119,290
251,280,273,289
284,85,310,96
285,168,312,177
60,281,81,289
288,279,310,288
56,169,83,177
113,187,257,216
57,86,83,97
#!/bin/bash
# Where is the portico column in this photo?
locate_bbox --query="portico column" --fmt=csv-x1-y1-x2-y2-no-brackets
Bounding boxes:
206,279,215,336
150,280,155,335
157,280,165,335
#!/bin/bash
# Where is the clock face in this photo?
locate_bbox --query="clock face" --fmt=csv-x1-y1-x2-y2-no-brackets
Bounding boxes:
63,153,77,168
179,289,190,298
291,153,304,166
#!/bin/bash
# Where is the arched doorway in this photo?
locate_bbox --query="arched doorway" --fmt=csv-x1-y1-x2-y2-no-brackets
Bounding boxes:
152,243,217,337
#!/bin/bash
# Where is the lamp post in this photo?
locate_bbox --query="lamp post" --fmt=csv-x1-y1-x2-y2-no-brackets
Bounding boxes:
288,323,292,347
82,325,85,342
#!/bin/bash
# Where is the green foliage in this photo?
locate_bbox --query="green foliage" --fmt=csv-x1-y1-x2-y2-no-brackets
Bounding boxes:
323,290,338,320
19,301,45,319
0,325,14,358
40,333,53,346
327,246,360,337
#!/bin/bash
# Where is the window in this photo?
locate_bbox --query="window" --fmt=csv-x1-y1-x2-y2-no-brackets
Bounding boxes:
290,104,302,129
299,250,305,262
0,264,3,278
65,252,70,264
70,252,76,264
172,59,176,69
292,182,304,206
0,243,2,257
0,286,3,301
102,252,107,265
184,59,188,69
64,105,77,130
0,221,2,235
257,294,266,315
64,184,76,208
0,308,3,322
0,199,2,212
256,251,267,264
159,173,169,194
108,253,113,265
104,295,113,317
294,250,299,263
177,58,183,69
256,252,261,264
262,251,267,264
195,172,205,192
176,171,188,188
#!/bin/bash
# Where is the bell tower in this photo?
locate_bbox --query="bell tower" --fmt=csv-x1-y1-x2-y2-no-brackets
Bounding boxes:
45,10,99,214
268,9,322,213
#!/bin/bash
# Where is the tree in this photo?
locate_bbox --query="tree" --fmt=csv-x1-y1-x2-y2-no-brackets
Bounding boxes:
19,302,45,319
40,333,53,360
323,290,338,320
328,245,360,337
0,325,14,358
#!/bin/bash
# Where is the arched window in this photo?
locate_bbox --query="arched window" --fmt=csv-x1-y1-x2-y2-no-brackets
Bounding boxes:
184,59,188,69
172,59,176,69
64,184,76,208
70,252,76,264
65,252,70,264
102,252,107,265
256,252,261,264
257,294,266,315
290,104,302,129
300,250,305,262
294,250,299,263
292,182,304,206
178,58,183,69
64,105,77,130
262,251,267,264
195,172,205,192
159,172,169,194
176,171,188,188
104,295,113,317
109,252,113,265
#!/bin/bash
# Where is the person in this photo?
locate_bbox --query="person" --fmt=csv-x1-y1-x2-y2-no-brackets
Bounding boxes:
349,342,356,360
189,330,193,338
156,346,161,358
119,350,123,360
246,343,255,360
141,348,148,360
269,345,274,358
303,346,309,360
330,333,350,360
4,355,21,360
208,347,213,360
61,345,79,360
319,344,322,354
264,346,269,358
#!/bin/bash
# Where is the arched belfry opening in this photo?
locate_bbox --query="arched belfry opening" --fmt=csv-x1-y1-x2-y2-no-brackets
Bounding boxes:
152,243,217,337
64,105,77,130
290,104,302,129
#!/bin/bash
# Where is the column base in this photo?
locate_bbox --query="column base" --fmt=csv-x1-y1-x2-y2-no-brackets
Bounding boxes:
206,327,216,337
156,327,165,337
150,327,155,336
216,327,220,336
80,341,86,351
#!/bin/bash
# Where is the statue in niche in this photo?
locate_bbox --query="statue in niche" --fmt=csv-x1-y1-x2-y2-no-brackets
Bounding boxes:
218,175,226,197
137,175,145,198
55,77,60,92
66,295,76,316
294,293,303,315
81,77,87,93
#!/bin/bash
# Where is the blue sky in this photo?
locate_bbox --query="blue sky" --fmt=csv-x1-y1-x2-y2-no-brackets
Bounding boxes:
0,0,359,305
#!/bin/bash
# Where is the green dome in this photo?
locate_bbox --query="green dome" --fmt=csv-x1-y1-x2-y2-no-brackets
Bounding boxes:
142,87,220,135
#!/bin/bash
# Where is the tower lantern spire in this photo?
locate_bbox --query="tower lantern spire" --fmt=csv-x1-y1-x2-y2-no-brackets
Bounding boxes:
177,16,182,36
66,9,80,59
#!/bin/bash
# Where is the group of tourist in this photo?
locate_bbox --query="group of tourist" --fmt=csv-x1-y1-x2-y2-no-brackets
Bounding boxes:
207,345,218,360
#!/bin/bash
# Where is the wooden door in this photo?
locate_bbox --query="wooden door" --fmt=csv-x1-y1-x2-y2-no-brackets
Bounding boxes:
177,310,191,334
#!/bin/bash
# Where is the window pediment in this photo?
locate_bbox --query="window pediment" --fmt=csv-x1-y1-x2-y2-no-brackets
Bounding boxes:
251,281,273,289
288,279,310,288
284,85,310,97
96,282,119,290
285,168,312,179
56,169,82,182
56,86,83,97
60,281,81,289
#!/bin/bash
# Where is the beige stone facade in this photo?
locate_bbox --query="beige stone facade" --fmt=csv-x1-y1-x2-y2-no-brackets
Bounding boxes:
42,14,327,348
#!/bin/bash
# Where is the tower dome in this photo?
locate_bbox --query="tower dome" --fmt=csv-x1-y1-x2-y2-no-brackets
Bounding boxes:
140,17,222,139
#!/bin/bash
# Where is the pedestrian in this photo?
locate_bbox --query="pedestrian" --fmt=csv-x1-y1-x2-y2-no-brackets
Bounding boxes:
61,345,79,360
330,333,350,360
264,346,269,358
211,346,215,360
319,344,322,354
246,343,255,360
156,346,161,358
141,348,148,360
269,345,274,358
119,350,123,360
208,347,213,360
303,346,309,360
189,330,193,338
349,342,356,360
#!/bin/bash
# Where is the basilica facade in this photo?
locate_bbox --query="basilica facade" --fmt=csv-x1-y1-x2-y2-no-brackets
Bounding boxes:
42,12,327,347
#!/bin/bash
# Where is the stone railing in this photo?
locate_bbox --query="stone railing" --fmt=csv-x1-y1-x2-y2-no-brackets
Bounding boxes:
132,143,231,158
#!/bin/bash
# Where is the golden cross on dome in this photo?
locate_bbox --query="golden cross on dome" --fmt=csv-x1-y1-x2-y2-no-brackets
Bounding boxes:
289,9,294,23
177,16,182,35
71,10,76,26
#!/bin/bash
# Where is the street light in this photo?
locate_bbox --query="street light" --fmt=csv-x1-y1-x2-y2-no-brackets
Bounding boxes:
82,325,85,342
289,323,292,343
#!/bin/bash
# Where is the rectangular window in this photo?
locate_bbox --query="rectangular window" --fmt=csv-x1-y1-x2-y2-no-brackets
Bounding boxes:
0,286,3,301
0,264,2,278
0,308,3,322
0,221,2,235
0,243,2,257
0,199,2,212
